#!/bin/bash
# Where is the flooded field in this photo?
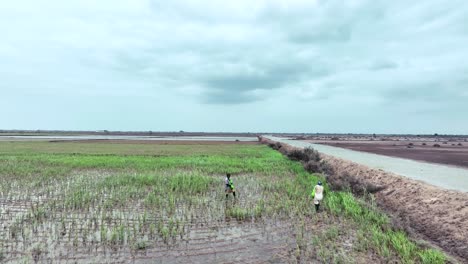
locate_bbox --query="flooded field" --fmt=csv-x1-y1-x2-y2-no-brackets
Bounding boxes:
265,136,468,193
0,135,258,142
0,141,446,263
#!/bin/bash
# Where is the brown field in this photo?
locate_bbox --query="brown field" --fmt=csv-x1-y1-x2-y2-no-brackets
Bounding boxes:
303,137,468,168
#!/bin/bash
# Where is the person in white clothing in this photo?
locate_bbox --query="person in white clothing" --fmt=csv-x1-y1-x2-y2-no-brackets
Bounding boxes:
311,181,324,212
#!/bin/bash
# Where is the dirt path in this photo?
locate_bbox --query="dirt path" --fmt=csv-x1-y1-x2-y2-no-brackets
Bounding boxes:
263,136,468,262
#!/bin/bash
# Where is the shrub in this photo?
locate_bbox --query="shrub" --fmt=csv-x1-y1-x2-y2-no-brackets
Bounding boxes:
320,160,335,175
458,143,463,146
422,143,426,146
275,146,332,175
304,160,320,173
325,171,385,195
278,146,289,155
304,147,321,162
268,142,283,150
287,149,309,161
433,144,441,148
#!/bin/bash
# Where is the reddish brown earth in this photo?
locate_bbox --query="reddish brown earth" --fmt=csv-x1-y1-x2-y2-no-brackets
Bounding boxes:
313,140,468,168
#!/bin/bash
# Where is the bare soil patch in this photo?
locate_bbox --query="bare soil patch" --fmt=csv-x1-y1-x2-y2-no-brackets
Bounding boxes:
315,140,468,168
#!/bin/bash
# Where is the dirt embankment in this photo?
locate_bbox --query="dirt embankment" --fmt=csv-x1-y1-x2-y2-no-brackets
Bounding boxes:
323,155,468,261
260,137,468,262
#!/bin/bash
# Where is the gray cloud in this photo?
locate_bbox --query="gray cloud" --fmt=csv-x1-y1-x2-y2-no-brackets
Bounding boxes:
369,59,398,71
201,89,261,104
198,59,330,104
1,0,468,133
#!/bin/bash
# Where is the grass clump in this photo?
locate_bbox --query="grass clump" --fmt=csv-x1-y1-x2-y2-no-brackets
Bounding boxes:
418,248,446,264
325,191,446,263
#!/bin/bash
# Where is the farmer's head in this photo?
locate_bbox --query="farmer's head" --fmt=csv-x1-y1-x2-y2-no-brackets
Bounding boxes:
227,173,231,178
318,181,322,186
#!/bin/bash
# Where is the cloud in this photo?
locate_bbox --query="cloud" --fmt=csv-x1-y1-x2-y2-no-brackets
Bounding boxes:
1,0,468,133
197,58,330,104
369,59,398,71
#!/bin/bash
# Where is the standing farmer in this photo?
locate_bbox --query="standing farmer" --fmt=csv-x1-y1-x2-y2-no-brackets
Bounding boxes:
311,181,324,212
225,173,236,198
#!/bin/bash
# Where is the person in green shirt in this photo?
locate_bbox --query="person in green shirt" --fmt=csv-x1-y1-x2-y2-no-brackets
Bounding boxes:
225,173,236,198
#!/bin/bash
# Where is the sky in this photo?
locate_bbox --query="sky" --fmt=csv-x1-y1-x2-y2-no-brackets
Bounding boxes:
1,0,467,134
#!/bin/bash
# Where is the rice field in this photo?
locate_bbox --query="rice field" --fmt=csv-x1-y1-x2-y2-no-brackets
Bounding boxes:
0,141,446,263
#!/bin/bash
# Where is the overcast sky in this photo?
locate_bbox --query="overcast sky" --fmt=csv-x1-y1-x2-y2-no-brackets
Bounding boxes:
1,0,467,134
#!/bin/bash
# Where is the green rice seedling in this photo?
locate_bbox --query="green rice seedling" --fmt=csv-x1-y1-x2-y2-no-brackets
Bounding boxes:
30,243,45,263
389,231,417,263
225,206,251,221
323,226,339,241
134,239,149,250
161,226,170,244
418,248,446,264
73,235,79,248
149,223,156,239
354,229,370,252
100,225,107,245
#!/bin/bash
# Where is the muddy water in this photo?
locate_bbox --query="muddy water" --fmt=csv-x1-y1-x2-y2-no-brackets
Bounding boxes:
265,136,468,193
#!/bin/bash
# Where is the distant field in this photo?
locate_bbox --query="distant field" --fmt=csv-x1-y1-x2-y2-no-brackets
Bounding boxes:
0,141,445,263
314,140,468,168
0,140,259,156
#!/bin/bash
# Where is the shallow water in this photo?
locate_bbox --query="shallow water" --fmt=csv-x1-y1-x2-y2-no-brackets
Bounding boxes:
265,136,468,193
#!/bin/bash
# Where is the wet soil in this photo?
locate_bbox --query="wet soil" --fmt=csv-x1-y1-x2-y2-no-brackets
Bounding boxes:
0,201,378,263
317,141,468,169
0,170,382,263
